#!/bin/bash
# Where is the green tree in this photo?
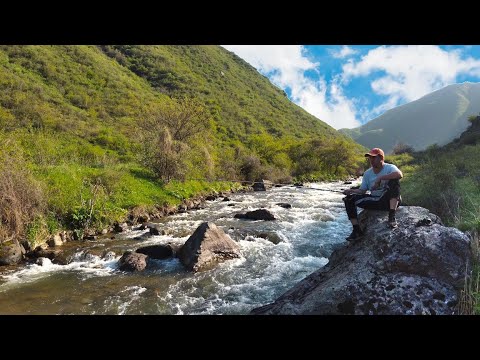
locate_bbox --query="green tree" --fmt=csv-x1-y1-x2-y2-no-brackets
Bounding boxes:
138,97,211,182
392,142,415,155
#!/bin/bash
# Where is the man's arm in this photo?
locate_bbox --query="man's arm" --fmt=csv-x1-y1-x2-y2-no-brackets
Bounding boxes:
372,170,403,189
344,169,370,195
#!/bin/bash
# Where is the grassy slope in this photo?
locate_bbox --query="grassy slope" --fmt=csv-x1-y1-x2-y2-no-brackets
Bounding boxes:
0,45,363,244
100,45,341,142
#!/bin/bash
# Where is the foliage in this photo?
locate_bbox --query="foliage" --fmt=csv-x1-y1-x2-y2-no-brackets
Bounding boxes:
0,135,45,243
391,142,415,155
468,114,479,123
402,155,460,221
25,215,51,249
137,97,211,182
458,232,480,314
401,118,480,230
289,137,365,180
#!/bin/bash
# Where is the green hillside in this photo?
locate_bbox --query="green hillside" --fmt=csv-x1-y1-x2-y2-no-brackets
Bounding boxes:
99,45,339,141
340,82,480,153
389,114,480,231
0,45,364,246
0,45,360,173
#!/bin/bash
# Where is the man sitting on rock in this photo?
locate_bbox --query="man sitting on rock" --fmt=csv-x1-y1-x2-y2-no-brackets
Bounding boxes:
342,147,403,242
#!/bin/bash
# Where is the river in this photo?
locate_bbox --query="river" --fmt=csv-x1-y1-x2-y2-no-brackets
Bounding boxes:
0,182,352,314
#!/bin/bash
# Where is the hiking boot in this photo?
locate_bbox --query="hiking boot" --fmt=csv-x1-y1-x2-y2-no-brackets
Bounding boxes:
387,217,398,229
346,228,364,242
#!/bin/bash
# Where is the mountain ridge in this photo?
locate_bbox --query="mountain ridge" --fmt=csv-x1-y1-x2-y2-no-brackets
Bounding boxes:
340,82,480,153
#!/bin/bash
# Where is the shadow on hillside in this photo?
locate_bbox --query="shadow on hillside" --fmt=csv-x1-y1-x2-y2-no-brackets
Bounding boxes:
129,168,163,185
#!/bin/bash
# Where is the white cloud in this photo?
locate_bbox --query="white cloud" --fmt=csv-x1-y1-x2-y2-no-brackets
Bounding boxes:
292,77,361,129
222,45,480,130
342,45,480,114
329,46,358,59
222,45,317,75
222,45,361,129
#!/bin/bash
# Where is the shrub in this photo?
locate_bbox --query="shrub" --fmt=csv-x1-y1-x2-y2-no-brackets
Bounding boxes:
0,137,46,243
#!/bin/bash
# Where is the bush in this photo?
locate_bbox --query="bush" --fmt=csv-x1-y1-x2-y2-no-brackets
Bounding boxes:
0,137,46,243
402,156,459,222
137,97,211,182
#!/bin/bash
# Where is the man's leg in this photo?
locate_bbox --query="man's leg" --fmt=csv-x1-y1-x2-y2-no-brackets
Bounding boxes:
386,179,401,228
343,194,367,241
347,180,402,237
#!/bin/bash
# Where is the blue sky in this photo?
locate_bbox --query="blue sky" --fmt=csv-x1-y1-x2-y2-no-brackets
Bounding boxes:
222,45,480,129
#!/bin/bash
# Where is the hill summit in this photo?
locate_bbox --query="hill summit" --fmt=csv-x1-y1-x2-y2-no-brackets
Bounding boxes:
340,82,480,153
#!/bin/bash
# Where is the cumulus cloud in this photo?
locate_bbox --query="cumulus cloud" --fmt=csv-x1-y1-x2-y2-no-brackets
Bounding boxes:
329,46,358,59
291,77,361,129
222,45,480,130
342,45,480,109
222,45,361,129
222,45,316,74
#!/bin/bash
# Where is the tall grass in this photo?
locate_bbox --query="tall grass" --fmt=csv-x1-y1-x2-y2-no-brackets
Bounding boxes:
458,232,480,314
0,138,45,243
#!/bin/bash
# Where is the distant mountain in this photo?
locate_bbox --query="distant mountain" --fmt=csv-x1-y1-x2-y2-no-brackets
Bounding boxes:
339,83,480,153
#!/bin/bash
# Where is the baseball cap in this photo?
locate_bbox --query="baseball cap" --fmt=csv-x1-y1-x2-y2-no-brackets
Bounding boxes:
364,148,385,158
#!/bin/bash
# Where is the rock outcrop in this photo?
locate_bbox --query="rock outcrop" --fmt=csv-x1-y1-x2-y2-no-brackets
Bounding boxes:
251,206,472,315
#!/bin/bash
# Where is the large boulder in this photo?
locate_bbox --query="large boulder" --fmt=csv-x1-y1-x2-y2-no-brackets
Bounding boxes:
251,206,472,315
178,222,241,272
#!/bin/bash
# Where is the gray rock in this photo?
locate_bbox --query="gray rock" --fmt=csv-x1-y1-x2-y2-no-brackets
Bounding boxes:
178,222,241,272
253,180,273,191
118,251,148,272
257,232,283,244
47,234,64,247
136,244,174,259
250,206,472,315
0,241,24,265
235,209,276,221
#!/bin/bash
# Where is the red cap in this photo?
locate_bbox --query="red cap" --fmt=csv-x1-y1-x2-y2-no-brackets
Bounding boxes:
364,148,384,158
